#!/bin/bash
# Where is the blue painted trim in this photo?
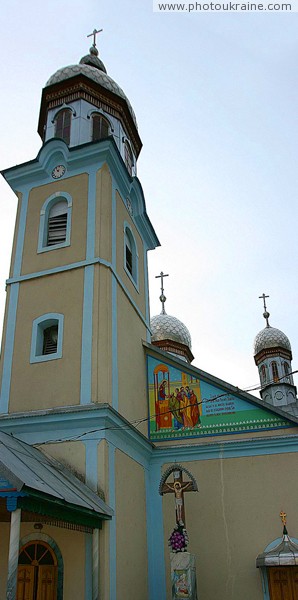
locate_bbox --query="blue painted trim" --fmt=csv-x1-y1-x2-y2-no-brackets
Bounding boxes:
30,313,64,363
111,275,118,411
85,533,93,600
111,179,117,270
86,170,97,261
0,283,19,413
145,464,167,600
123,221,139,291
80,265,94,404
85,440,99,491
109,444,116,600
13,189,29,278
37,191,72,253
6,258,150,332
20,533,64,600
143,244,151,343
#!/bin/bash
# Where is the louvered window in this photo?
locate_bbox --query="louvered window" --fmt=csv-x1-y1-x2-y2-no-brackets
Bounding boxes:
272,361,279,383
92,115,109,141
55,108,71,145
124,142,133,176
43,325,58,355
124,225,138,285
47,201,68,246
125,236,133,275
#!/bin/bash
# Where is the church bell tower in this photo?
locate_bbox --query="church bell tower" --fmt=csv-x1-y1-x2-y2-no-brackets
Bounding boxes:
254,294,297,411
0,33,159,425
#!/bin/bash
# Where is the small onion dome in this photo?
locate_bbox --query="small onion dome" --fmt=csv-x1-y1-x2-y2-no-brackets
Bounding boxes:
254,326,292,356
45,52,137,127
256,527,298,567
150,313,194,363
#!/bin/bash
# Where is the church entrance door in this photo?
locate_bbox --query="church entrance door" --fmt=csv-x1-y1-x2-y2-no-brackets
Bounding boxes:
17,541,57,600
268,567,298,600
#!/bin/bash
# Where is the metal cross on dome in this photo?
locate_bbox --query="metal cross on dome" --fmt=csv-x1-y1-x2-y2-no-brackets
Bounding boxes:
155,271,169,315
87,28,103,48
259,292,270,327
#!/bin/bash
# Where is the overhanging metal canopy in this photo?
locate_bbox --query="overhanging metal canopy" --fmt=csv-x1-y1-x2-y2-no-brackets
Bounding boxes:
0,430,113,528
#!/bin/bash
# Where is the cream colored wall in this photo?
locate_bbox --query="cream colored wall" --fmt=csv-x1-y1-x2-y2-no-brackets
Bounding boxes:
9,269,84,412
117,287,148,430
115,449,148,599
163,452,298,600
38,441,86,481
92,264,112,404
21,175,88,276
115,190,146,314
95,165,112,263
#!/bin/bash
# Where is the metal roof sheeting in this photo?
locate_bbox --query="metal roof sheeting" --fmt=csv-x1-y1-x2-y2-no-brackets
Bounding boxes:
0,430,113,518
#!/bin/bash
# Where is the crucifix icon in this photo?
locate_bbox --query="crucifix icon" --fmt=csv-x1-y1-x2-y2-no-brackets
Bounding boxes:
259,292,270,326
155,271,169,314
87,28,103,48
160,467,197,527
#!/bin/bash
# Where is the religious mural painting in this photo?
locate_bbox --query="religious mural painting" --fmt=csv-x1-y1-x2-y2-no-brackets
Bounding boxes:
147,355,290,441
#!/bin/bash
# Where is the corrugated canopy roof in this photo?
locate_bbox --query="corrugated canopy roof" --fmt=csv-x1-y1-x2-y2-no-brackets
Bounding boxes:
0,430,113,520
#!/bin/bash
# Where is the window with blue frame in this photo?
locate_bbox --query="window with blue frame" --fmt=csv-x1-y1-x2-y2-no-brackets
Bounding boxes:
30,313,64,363
124,224,138,287
38,193,72,253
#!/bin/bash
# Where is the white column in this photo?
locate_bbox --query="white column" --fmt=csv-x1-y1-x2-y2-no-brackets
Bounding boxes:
92,528,99,600
6,508,21,600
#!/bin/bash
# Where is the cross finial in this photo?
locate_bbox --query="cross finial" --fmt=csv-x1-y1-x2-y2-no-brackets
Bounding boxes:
280,511,287,526
155,271,169,314
259,293,270,327
87,28,103,48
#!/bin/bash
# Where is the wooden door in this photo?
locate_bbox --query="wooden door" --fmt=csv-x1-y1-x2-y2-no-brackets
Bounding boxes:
37,566,57,600
17,566,35,600
269,567,298,600
18,542,58,600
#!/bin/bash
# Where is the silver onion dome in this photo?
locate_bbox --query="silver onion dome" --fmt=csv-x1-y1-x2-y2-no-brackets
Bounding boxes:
151,313,192,349
254,326,291,356
45,49,137,127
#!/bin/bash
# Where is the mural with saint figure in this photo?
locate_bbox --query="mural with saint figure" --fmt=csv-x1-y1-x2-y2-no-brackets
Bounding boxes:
147,355,290,441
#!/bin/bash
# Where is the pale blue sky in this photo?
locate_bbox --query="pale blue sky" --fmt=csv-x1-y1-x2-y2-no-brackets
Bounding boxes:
0,1,297,394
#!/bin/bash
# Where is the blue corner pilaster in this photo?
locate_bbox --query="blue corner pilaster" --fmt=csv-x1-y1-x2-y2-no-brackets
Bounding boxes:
146,462,167,600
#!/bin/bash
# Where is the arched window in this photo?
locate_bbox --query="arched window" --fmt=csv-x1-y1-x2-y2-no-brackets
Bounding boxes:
38,193,72,253
124,224,138,286
124,141,133,176
284,362,290,376
47,200,68,246
54,108,71,144
260,364,267,385
30,313,64,363
271,361,279,383
92,114,110,141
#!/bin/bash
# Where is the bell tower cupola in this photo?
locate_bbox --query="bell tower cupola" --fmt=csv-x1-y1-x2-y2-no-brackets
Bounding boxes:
254,293,297,409
38,29,141,176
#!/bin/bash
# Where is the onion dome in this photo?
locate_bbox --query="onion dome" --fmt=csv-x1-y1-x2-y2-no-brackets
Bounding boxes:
45,46,137,127
254,327,291,356
151,314,192,348
38,41,141,157
150,272,194,363
254,294,292,363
